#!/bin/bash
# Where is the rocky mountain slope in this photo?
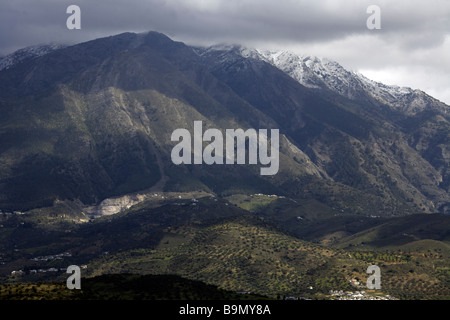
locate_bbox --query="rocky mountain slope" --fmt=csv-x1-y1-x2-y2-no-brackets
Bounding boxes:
196,44,450,214
258,49,449,116
0,44,65,72
0,31,449,215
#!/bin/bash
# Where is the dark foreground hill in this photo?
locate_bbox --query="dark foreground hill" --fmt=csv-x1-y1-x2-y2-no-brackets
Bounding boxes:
0,274,267,300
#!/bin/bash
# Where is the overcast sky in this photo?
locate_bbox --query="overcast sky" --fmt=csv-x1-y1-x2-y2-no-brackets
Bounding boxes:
1,0,449,104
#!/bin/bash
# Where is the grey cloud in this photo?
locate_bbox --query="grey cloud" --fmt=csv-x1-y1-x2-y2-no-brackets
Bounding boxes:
1,0,449,52
0,0,449,104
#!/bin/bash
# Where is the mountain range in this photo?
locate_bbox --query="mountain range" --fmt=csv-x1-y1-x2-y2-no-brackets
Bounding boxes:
2,31,450,300
1,31,449,216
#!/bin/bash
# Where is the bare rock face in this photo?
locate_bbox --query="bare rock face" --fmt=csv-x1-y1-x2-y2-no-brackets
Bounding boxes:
96,194,147,216
84,193,150,217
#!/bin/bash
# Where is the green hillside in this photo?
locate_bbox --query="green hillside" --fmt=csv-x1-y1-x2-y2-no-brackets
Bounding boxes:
84,215,354,297
1,195,450,299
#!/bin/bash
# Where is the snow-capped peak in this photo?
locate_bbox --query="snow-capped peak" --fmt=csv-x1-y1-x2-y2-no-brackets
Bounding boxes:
253,49,448,115
259,50,334,90
0,44,65,71
258,50,367,95
197,44,444,114
196,44,264,61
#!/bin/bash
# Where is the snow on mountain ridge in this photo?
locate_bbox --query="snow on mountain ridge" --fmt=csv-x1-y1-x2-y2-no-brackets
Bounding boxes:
0,44,65,71
3,41,448,116
197,44,441,115
254,49,448,115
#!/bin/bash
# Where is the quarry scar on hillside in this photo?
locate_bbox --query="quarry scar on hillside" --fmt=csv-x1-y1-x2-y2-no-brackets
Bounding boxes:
171,121,279,175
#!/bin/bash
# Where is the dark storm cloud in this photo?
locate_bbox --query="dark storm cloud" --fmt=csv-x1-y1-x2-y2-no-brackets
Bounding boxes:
0,0,449,103
1,0,448,53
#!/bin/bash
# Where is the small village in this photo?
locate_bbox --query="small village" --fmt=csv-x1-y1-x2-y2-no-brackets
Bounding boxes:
328,290,397,300
10,252,87,276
